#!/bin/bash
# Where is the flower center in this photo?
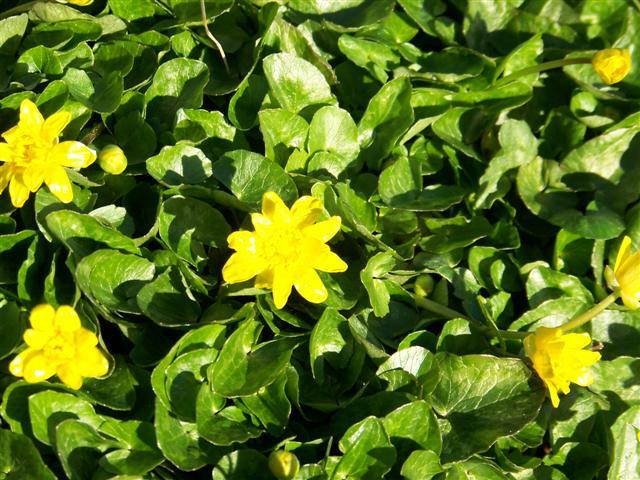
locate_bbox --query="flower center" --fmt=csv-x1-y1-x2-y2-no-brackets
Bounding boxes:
43,333,76,361
257,224,304,269
8,132,50,167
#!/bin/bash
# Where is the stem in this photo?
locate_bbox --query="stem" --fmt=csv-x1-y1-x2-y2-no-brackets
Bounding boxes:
199,0,230,74
0,1,37,20
494,57,592,87
412,294,529,340
560,292,618,332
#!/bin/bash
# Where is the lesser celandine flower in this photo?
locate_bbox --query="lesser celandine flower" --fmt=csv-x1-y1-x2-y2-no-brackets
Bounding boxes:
0,99,96,208
592,48,631,84
605,236,640,309
222,191,347,309
55,0,93,5
268,451,300,480
9,304,109,390
524,327,600,407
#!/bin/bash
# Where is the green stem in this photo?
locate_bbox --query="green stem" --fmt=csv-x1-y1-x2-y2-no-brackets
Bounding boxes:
199,0,230,74
560,292,619,332
494,57,592,87
412,294,529,340
0,0,37,20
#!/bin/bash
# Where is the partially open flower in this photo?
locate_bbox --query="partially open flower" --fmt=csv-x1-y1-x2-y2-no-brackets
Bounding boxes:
268,451,300,480
9,304,109,390
524,326,600,407
0,99,96,207
223,191,347,309
592,48,631,84
605,236,640,309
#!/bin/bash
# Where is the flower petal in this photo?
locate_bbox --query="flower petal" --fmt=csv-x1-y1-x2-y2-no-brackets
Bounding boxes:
621,290,640,310
0,164,12,193
54,305,81,332
41,111,71,144
273,266,293,309
544,379,560,408
49,141,96,168
251,213,272,236
227,230,257,253
255,268,274,289
22,164,46,192
303,217,341,243
294,268,328,304
314,250,347,273
9,348,38,377
614,236,632,273
23,352,56,383
56,363,83,390
44,165,73,203
23,329,52,349
75,328,99,350
0,143,12,162
9,175,30,207
261,191,291,224
19,99,44,132
291,196,323,227
30,304,56,330
222,252,266,284
77,347,109,377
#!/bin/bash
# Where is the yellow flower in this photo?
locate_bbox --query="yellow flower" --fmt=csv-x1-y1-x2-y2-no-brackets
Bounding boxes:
0,99,96,208
524,327,600,407
268,451,300,480
592,48,631,85
222,191,347,309
98,145,128,175
9,304,109,390
606,236,640,309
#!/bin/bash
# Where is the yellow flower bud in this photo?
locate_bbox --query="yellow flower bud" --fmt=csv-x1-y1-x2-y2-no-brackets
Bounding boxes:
98,145,128,175
56,0,93,5
268,451,300,480
591,48,631,85
414,274,434,298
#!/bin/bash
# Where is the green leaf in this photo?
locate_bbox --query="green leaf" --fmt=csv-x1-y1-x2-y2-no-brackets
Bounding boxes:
259,109,309,165
0,14,28,57
76,249,155,313
212,150,298,208
358,77,414,171
146,143,213,186
46,210,140,258
608,405,640,479
0,429,56,480
262,52,335,113
62,68,123,114
360,252,396,317
211,449,271,480
400,450,443,480
145,58,209,132
158,195,230,267
331,416,396,480
382,400,441,461
308,105,360,163
208,318,302,397
426,353,545,462
170,0,234,22
108,0,155,21
309,308,354,384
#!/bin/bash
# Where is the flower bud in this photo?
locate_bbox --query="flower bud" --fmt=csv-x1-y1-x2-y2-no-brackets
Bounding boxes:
592,48,631,85
98,145,127,175
414,274,434,298
268,450,300,480
56,0,94,5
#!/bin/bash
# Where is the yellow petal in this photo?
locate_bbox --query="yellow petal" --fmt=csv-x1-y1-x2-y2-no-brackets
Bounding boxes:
54,305,81,332
222,252,265,284
0,143,12,162
575,370,594,387
44,165,73,203
261,191,291,224
621,290,640,310
9,348,38,377
41,111,71,144
1,126,19,144
56,364,83,390
22,164,46,192
303,217,341,243
545,380,560,408
614,236,633,273
77,347,109,377
75,328,98,350
19,99,44,132
559,332,592,350
294,268,328,304
23,352,56,383
251,213,272,236
30,304,56,331
23,329,52,349
227,231,257,253
0,164,12,193
314,250,347,273
49,141,96,168
255,268,274,289
9,175,30,208
291,196,323,227
273,266,293,309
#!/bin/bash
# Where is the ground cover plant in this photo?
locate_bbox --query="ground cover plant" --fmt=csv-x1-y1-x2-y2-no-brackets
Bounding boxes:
0,0,640,478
